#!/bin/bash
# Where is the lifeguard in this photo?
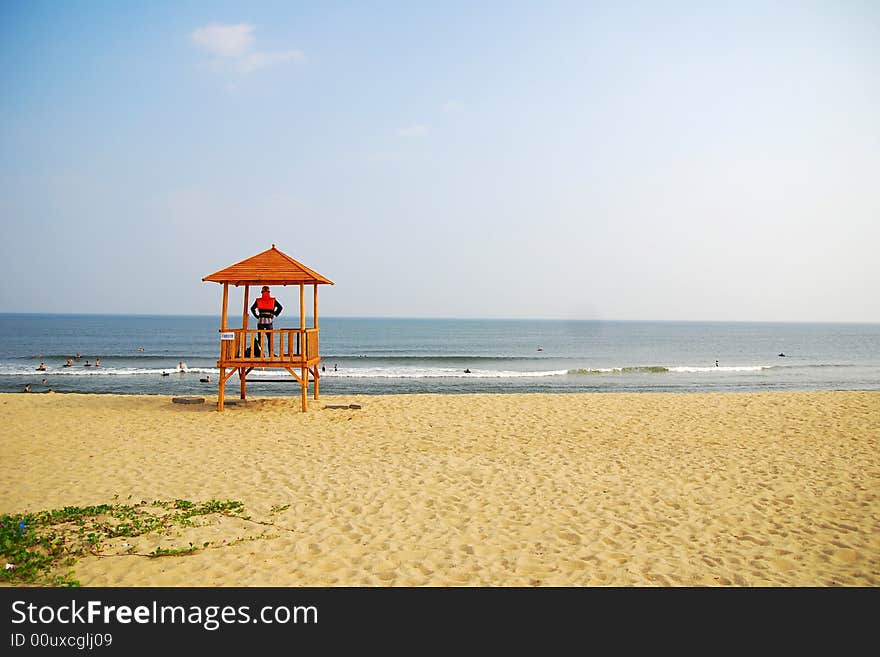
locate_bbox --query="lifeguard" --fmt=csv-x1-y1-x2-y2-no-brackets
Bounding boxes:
251,286,283,356
251,286,283,330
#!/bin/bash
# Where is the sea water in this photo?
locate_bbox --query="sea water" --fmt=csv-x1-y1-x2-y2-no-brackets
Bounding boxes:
1,314,878,396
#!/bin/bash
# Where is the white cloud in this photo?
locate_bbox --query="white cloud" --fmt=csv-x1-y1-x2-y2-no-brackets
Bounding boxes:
237,49,305,73
442,100,464,113
191,23,304,75
191,23,255,57
398,124,429,138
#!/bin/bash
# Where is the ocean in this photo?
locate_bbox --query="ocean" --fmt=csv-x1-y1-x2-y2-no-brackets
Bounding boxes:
1,314,879,396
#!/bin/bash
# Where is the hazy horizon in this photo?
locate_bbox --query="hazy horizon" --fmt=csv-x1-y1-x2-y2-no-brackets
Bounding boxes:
0,310,878,326
2,2,878,322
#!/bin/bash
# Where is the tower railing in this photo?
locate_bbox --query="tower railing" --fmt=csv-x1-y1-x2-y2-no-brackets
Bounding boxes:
218,328,320,365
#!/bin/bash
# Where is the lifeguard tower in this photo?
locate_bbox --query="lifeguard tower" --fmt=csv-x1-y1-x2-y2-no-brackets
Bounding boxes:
202,244,334,412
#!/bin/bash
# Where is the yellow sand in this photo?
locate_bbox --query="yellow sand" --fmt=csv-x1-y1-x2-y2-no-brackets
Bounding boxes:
1,391,878,586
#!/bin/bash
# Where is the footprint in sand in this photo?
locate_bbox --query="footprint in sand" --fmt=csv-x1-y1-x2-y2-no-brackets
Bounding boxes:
771,558,797,572
833,548,859,564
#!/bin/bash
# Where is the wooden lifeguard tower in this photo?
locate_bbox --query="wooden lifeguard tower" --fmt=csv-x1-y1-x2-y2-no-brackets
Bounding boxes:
202,244,334,412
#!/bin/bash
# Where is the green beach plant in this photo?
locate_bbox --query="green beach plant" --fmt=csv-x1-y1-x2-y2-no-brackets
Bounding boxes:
1,499,248,587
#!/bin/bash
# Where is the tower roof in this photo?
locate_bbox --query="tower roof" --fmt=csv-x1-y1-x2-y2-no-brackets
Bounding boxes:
202,244,334,286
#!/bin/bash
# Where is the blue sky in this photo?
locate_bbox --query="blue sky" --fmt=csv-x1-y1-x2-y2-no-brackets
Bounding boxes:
1,1,878,321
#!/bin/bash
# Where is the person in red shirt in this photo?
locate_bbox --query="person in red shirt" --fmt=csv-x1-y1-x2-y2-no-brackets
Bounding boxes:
250,286,283,356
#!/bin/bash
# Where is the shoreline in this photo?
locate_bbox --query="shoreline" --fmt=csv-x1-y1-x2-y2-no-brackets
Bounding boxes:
2,390,878,586
6,385,880,399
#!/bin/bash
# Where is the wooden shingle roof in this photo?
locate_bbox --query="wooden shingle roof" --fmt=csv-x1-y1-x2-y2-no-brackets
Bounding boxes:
202,244,334,286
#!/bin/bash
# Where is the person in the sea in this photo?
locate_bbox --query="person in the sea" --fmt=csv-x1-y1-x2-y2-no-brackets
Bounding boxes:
178,361,187,373
464,368,471,374
63,359,73,367
24,384,31,393
200,375,211,383
715,360,719,367
84,360,91,367
94,358,101,367
36,363,46,371
251,286,283,356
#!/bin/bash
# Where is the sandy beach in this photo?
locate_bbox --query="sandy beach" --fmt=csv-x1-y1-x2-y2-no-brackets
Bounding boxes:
1,390,878,586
